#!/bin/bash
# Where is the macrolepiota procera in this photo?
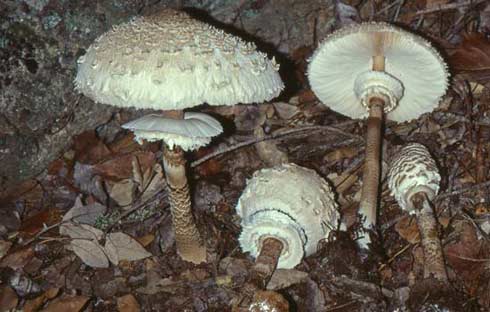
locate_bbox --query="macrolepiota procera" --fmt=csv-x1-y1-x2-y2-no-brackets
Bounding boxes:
307,22,449,248
387,143,448,281
237,163,341,289
74,9,284,264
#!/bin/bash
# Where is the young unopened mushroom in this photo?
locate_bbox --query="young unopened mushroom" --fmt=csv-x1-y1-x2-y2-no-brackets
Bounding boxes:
387,143,447,281
308,22,448,247
75,9,284,264
237,163,340,288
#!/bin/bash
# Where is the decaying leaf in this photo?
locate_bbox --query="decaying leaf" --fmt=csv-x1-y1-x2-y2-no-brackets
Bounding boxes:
40,295,89,312
334,0,360,27
71,239,109,269
61,196,106,225
267,269,309,290
0,286,18,311
395,216,420,244
61,223,103,240
109,179,136,207
104,232,152,266
117,294,141,312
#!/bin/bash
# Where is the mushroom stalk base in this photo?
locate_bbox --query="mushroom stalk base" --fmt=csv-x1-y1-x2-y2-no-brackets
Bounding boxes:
249,237,284,289
412,192,448,281
359,100,384,232
163,146,206,264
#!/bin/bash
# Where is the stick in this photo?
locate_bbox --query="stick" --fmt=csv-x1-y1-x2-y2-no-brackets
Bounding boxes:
191,122,361,168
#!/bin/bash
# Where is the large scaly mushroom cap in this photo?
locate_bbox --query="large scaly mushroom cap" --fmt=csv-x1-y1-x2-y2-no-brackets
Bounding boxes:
387,143,441,213
122,112,223,151
307,22,449,122
74,9,284,110
237,163,340,269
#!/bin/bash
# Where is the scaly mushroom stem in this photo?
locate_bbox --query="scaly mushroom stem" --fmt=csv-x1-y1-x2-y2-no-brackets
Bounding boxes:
359,50,385,238
411,192,448,281
359,99,384,232
249,237,284,289
163,145,206,264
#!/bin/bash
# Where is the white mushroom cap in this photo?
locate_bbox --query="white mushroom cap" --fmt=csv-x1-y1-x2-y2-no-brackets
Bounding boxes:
387,143,441,213
236,163,340,269
122,112,222,151
75,9,284,110
307,22,449,122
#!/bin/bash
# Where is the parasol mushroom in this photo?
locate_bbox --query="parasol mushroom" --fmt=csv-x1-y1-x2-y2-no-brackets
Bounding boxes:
387,143,447,281
307,22,449,247
237,163,340,288
74,9,284,264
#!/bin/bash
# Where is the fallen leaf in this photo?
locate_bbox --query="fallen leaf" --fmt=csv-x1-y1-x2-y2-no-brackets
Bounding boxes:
61,196,106,225
94,152,155,180
61,223,103,240
0,286,18,311
73,131,112,164
138,164,165,203
24,287,61,312
395,215,420,244
335,0,360,27
117,294,140,312
0,241,12,260
449,33,490,83
71,239,109,268
136,233,155,247
267,269,308,290
0,247,34,269
109,179,136,207
104,232,152,266
41,295,89,312
254,127,288,166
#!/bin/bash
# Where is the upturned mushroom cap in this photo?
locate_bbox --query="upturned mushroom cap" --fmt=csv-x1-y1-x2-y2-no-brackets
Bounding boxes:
122,112,222,151
75,9,284,110
236,163,340,269
387,143,441,212
307,22,449,122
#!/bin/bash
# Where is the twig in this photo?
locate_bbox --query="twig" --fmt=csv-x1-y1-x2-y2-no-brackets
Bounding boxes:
378,243,413,272
21,221,66,246
415,0,486,15
191,121,361,167
436,180,490,201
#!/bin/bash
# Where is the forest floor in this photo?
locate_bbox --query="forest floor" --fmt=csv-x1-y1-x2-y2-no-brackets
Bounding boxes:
1,1,490,311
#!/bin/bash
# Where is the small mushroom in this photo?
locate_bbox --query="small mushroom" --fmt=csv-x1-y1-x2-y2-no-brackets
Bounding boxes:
237,163,340,288
387,143,447,281
307,22,449,247
75,9,284,264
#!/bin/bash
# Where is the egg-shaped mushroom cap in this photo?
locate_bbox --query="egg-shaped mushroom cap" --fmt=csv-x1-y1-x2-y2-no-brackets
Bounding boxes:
75,9,284,110
387,143,441,212
307,22,449,122
122,112,222,151
236,163,340,269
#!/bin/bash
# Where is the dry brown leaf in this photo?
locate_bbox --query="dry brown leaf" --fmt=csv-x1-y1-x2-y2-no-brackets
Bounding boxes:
117,294,141,312
0,247,34,269
109,179,136,207
104,232,152,266
94,152,155,181
449,34,490,82
267,269,308,290
73,131,112,164
61,196,106,225
139,164,165,203
61,223,103,240
41,295,89,312
0,241,12,260
71,239,109,268
395,215,420,244
0,286,18,311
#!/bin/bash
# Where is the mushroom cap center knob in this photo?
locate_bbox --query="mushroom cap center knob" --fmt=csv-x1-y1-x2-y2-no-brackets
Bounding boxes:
354,71,404,113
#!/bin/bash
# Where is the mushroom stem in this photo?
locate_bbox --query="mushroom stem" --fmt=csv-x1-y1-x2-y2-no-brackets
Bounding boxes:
162,145,206,264
249,237,284,289
359,99,384,231
411,192,448,281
